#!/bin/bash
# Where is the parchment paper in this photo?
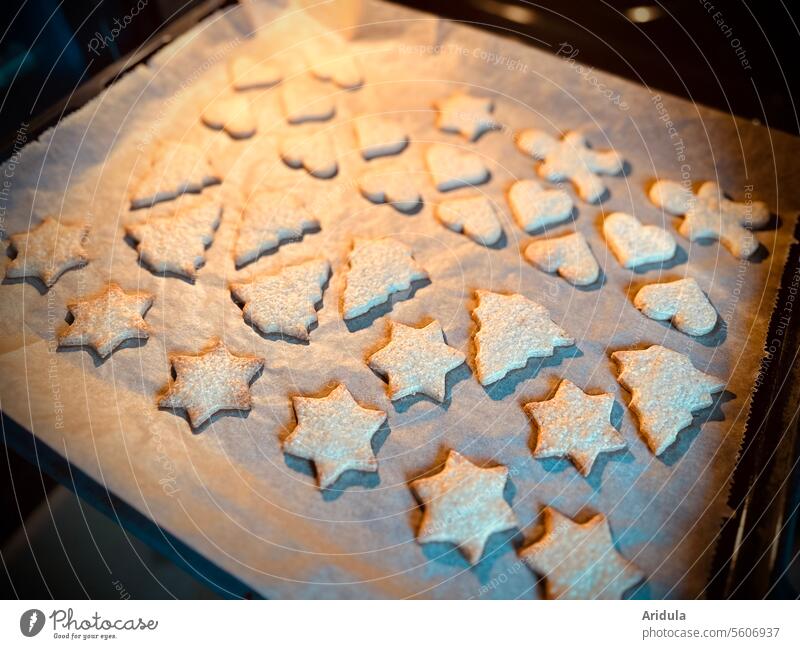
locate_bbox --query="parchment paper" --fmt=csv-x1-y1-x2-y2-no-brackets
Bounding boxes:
1,0,798,598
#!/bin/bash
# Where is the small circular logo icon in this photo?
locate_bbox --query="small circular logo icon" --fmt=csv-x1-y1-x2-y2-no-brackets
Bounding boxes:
20,609,45,637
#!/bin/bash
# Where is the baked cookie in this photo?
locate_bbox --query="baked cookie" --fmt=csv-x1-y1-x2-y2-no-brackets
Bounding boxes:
472,290,574,385
612,345,725,455
354,116,408,160
411,450,518,564
201,94,256,139
283,384,386,489
280,131,338,179
159,338,264,429
524,379,626,476
358,161,422,213
131,141,220,208
281,77,335,124
368,320,466,402
524,232,600,286
229,55,282,91
436,195,503,246
58,283,153,359
342,238,429,320
603,212,676,269
125,194,221,280
307,51,363,90
649,180,770,258
633,278,717,336
230,258,330,341
434,93,498,141
234,190,320,268
425,144,490,192
516,130,623,203
519,507,644,599
5,217,89,287
507,179,574,232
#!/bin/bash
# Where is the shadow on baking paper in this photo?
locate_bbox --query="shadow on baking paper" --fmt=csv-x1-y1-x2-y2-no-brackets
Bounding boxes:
481,345,584,401
56,336,150,368
655,389,736,467
343,277,432,333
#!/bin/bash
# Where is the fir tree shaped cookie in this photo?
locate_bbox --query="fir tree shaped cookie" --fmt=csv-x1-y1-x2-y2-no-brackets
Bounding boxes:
472,290,574,385
411,450,518,564
234,190,320,268
368,320,466,402
519,507,644,599
649,180,770,258
125,194,221,280
612,345,725,455
5,217,89,287
58,283,153,359
159,339,264,429
515,130,623,203
283,384,387,489
131,141,220,208
524,379,626,476
230,258,331,341
342,238,429,320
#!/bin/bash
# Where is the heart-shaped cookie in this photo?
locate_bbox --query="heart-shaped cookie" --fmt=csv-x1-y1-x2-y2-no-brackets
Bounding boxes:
358,162,422,213
436,196,503,246
633,278,717,336
425,144,490,192
354,116,408,160
524,232,599,286
603,212,676,269
201,94,256,139
280,131,338,179
508,179,573,232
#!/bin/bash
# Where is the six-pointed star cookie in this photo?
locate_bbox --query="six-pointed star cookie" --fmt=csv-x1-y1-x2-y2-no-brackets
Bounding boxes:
368,320,466,402
519,507,645,599
524,379,626,476
435,93,498,141
5,217,89,287
58,283,154,359
411,450,518,564
159,339,264,429
283,384,387,489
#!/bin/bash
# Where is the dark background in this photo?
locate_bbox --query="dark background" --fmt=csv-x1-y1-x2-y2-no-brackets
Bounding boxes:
1,0,798,599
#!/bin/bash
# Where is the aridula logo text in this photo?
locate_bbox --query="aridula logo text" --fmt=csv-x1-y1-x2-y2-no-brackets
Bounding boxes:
20,609,46,637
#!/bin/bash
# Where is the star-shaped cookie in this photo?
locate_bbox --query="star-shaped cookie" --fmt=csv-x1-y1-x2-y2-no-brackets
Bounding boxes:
519,507,644,599
159,339,264,429
411,450,518,564
472,290,574,385
58,283,154,359
612,345,725,455
524,379,626,476
368,320,466,402
5,217,89,287
283,384,387,489
230,258,330,341
434,93,498,141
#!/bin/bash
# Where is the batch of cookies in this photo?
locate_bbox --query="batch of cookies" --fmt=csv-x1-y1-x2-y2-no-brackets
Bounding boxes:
4,48,772,598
